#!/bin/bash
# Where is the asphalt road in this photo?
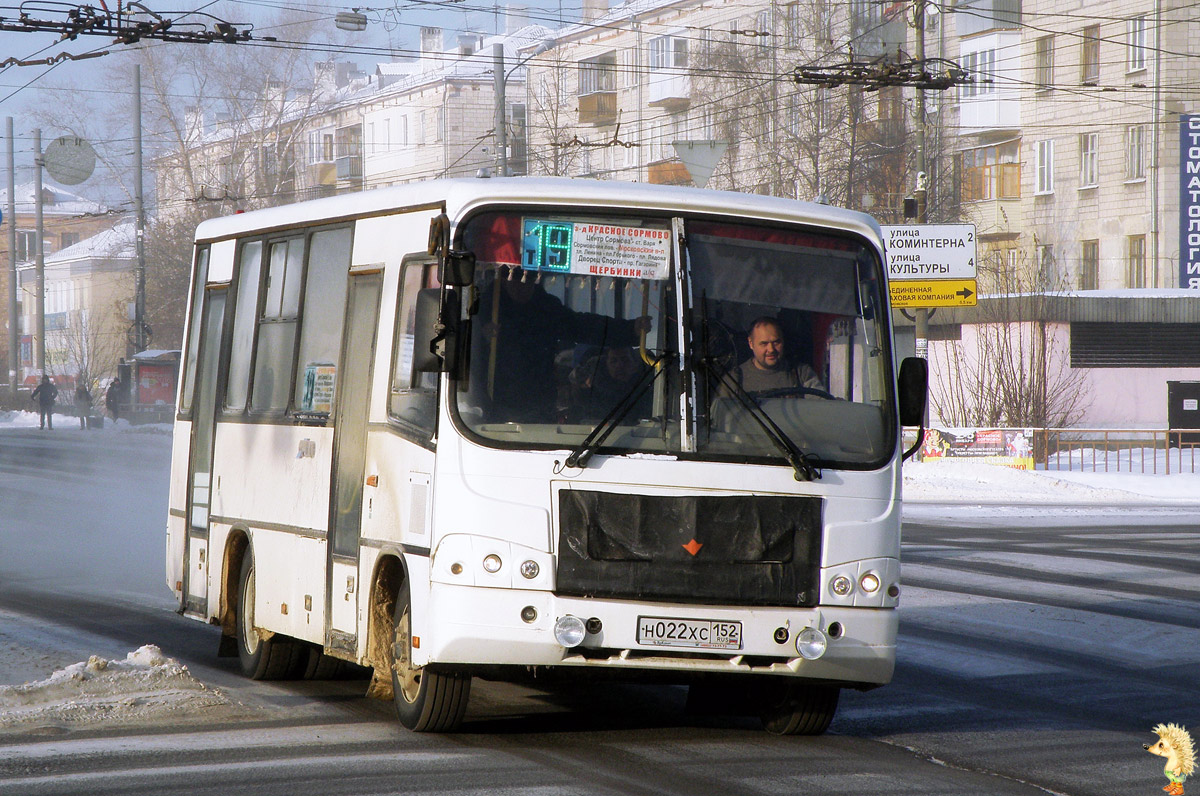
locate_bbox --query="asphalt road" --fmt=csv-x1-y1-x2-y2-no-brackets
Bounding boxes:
1,425,1197,795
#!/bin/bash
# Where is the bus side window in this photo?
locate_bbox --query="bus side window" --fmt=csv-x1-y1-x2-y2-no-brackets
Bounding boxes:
178,245,210,417
224,240,264,413
293,227,352,415
389,260,440,438
251,237,304,413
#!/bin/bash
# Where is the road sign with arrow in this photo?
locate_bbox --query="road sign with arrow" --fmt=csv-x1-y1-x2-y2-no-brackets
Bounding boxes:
881,223,978,308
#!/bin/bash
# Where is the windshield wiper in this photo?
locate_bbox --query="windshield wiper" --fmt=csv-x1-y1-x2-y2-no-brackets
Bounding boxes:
695,356,821,482
564,354,671,470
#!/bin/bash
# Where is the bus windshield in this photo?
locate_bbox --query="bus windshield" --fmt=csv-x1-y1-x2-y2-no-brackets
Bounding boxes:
453,210,893,469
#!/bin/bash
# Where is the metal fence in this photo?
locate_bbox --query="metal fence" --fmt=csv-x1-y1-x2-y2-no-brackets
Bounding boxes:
1033,428,1200,474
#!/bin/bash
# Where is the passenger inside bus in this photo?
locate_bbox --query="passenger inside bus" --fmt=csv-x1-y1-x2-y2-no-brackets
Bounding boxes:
470,266,651,423
567,345,652,424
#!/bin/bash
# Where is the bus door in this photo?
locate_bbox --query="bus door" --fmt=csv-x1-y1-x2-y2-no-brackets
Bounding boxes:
183,287,227,616
326,270,383,654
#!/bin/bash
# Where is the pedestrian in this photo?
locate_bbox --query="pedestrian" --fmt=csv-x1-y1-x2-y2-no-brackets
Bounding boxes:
105,377,123,421
75,382,93,429
30,375,59,430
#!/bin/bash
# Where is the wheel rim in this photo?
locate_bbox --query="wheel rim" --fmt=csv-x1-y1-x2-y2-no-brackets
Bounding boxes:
394,605,422,704
242,565,259,656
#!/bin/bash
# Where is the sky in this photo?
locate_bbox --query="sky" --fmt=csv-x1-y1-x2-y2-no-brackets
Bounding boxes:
2,408,1198,730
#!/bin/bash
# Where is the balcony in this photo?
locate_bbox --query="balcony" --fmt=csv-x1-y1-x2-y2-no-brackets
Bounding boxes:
647,160,691,186
310,161,336,186
648,72,690,112
336,154,362,182
577,91,617,126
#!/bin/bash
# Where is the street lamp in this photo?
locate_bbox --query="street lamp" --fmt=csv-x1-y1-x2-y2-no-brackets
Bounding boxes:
335,9,368,31
493,37,556,177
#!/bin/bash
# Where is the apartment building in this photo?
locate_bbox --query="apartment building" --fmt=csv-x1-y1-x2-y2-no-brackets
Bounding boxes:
0,183,114,384
522,0,909,210
154,24,551,218
951,0,1196,291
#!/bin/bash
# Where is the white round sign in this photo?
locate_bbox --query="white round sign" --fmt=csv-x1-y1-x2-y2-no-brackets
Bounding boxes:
43,136,97,185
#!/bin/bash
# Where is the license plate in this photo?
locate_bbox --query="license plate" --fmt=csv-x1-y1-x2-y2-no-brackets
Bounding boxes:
636,616,742,651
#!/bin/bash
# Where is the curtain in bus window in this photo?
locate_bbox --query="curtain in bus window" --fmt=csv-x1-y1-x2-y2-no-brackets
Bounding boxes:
252,238,304,412
293,228,352,414
225,241,263,412
179,246,210,415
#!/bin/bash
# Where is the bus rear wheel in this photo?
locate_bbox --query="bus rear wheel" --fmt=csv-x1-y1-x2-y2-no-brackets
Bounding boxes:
236,553,303,680
390,584,470,732
759,682,840,736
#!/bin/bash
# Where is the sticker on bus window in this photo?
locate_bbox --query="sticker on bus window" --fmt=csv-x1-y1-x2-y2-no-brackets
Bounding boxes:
302,364,337,413
522,219,671,280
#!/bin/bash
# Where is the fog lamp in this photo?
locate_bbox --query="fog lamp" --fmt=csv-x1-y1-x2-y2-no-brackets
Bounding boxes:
831,575,853,597
553,615,586,648
482,554,502,573
860,573,881,593
519,560,540,579
795,627,827,660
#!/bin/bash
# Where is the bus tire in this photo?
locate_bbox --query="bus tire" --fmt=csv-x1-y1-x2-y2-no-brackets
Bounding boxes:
760,683,840,736
302,644,345,680
390,583,470,732
237,554,302,680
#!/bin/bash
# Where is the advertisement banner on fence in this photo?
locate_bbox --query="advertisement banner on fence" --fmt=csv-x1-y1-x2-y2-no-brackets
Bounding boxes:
921,428,1035,469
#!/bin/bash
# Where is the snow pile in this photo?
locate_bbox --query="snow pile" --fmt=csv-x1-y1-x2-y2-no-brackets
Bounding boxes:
0,645,235,731
902,460,1200,504
0,409,42,428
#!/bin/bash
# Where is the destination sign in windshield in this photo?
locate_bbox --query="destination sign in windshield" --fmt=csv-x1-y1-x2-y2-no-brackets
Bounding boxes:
522,219,671,280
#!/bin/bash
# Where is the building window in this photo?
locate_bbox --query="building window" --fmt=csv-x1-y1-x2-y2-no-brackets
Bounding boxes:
59,232,79,250
578,52,616,95
961,140,1021,201
1127,16,1147,71
1035,36,1054,91
1127,235,1146,287
648,36,688,72
1126,124,1146,179
16,230,35,262
1080,240,1099,289
782,2,802,46
960,49,996,98
620,48,639,88
1035,139,1054,194
1079,133,1098,188
436,108,445,142
1081,25,1100,84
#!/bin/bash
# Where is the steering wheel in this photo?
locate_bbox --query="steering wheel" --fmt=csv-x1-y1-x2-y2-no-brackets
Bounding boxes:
753,386,836,402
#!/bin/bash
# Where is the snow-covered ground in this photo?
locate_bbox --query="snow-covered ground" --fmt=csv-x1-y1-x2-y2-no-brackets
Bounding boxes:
2,409,1197,736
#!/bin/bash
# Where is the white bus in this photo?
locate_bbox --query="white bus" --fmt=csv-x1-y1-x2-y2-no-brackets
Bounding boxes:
166,177,926,735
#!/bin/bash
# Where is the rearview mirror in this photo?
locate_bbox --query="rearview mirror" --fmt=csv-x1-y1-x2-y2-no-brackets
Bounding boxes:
441,251,476,287
897,357,928,426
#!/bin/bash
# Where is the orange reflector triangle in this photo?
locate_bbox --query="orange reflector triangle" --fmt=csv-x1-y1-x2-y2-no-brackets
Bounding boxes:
682,539,703,556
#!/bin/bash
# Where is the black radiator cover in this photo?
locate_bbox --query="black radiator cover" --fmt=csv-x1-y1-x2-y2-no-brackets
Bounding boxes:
556,490,821,607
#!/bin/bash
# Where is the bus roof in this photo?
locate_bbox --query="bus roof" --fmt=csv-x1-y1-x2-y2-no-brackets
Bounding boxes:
192,177,884,247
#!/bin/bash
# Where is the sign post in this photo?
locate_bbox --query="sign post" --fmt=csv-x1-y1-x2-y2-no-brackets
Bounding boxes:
882,224,978,309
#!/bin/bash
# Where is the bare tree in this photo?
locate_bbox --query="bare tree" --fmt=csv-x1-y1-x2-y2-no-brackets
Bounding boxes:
525,62,587,177
929,250,1090,428
47,305,125,389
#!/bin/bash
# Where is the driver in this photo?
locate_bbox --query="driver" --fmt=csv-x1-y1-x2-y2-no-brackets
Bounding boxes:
730,316,825,396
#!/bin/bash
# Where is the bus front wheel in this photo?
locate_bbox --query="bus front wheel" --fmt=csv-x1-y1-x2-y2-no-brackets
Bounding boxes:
759,682,840,736
390,583,471,732
236,553,303,680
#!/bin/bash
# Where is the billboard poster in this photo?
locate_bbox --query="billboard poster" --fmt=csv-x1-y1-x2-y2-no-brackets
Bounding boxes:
1180,115,1200,290
921,428,1035,470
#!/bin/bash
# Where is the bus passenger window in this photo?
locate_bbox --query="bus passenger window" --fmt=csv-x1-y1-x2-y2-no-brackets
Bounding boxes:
389,261,440,436
251,238,304,412
293,228,352,415
224,240,263,412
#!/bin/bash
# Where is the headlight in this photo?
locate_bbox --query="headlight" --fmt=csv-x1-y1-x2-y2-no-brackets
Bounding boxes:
860,573,881,593
795,627,827,660
482,554,502,573
553,615,586,648
831,575,853,596
519,560,539,579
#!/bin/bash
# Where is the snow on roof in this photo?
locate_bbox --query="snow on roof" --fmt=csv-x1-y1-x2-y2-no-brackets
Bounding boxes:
555,0,688,40
0,182,108,216
45,219,136,265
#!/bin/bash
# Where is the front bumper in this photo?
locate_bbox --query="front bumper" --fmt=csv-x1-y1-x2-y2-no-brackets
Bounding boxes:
417,582,897,686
